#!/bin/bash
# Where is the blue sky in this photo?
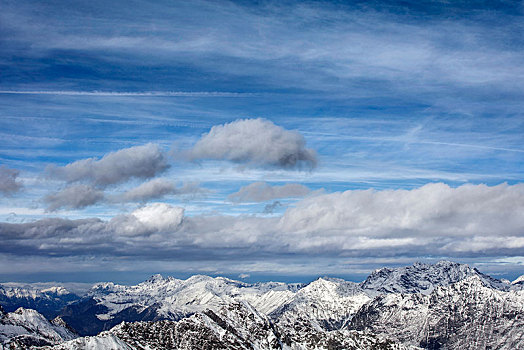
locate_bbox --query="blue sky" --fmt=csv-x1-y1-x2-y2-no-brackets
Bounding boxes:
0,0,523,284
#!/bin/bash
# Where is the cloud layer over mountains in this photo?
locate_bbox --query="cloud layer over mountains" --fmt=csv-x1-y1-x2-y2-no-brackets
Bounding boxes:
2,183,523,266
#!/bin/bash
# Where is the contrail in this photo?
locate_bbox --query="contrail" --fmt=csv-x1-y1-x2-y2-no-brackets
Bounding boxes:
0,90,257,97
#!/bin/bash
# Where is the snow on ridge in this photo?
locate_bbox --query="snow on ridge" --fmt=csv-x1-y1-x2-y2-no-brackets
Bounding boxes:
512,274,524,285
0,307,76,347
360,260,508,296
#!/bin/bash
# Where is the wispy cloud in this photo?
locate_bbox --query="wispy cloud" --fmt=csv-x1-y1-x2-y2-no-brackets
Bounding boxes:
228,182,310,202
0,90,257,97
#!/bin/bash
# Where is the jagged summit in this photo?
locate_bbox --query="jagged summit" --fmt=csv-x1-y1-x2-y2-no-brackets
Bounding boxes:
512,274,524,285
360,260,507,295
144,274,165,283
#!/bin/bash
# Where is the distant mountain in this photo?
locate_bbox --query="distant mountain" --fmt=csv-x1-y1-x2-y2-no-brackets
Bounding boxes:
1,260,522,349
0,285,80,319
59,274,301,336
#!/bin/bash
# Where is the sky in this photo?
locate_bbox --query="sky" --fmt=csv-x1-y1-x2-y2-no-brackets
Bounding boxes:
0,0,523,285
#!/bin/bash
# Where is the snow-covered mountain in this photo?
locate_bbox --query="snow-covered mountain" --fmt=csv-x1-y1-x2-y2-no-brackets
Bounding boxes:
1,261,522,349
512,275,524,290
0,306,76,349
0,285,80,319
360,260,508,296
350,275,524,349
59,274,301,336
270,277,370,332
42,301,406,350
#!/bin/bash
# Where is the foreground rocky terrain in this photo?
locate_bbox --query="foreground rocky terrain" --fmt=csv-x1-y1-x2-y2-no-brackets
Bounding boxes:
1,261,523,349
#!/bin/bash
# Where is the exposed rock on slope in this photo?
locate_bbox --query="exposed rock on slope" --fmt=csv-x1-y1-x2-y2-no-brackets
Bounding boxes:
360,261,508,296
350,276,524,349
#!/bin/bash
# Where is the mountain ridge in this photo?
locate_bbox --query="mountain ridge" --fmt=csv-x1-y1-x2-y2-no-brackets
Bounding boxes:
1,260,522,349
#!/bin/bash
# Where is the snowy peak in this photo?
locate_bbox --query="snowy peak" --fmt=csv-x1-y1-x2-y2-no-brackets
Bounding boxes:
350,274,524,349
360,260,507,295
512,275,524,285
0,307,76,348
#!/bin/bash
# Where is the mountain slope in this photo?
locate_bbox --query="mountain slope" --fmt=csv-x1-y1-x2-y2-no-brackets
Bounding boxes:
0,307,76,349
350,275,524,349
3,260,520,349
360,261,508,296
270,277,370,331
43,301,407,350
59,274,300,336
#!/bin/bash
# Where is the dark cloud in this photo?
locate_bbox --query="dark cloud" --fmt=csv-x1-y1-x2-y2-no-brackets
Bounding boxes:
46,143,169,187
263,201,282,214
190,119,317,170
0,203,185,257
228,182,311,202
0,165,22,195
44,185,104,211
120,178,204,203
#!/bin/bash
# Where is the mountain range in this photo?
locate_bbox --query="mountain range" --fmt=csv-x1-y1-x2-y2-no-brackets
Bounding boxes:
1,261,523,349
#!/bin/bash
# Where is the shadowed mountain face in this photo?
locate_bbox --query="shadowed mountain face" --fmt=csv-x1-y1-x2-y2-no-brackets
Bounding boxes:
1,261,523,349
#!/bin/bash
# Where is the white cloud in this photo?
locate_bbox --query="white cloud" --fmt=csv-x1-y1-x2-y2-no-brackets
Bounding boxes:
46,143,169,187
228,182,310,202
279,183,524,241
110,203,184,236
190,118,317,169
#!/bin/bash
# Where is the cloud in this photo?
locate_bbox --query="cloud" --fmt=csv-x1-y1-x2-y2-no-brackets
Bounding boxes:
110,203,184,236
278,183,524,252
264,201,282,214
0,90,255,97
228,182,311,202
190,119,317,170
120,178,204,202
238,273,250,279
44,185,104,211
0,203,185,256
1,183,523,263
0,166,22,195
46,143,169,187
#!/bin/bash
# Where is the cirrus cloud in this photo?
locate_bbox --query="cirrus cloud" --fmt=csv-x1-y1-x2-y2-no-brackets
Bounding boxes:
228,182,310,202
